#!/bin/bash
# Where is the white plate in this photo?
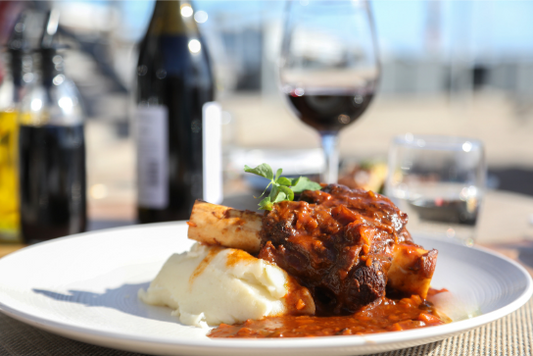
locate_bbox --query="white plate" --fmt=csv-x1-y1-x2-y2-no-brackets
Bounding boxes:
0,222,531,356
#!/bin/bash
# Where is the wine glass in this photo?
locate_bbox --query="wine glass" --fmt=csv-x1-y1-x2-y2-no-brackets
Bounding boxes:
279,0,379,184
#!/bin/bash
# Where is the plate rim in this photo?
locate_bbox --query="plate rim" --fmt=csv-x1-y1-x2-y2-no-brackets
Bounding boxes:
0,222,532,354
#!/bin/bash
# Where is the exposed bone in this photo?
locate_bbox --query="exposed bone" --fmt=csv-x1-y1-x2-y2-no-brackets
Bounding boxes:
387,243,438,299
188,200,263,254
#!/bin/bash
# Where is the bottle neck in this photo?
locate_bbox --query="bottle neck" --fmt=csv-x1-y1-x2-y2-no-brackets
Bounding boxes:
0,51,29,108
148,0,199,36
22,51,83,126
41,49,64,87
10,49,25,88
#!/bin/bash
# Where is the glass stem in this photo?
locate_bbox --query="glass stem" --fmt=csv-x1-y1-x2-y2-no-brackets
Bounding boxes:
320,132,339,184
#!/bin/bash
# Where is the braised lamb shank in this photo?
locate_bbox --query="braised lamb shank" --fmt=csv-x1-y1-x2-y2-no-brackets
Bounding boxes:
188,184,438,316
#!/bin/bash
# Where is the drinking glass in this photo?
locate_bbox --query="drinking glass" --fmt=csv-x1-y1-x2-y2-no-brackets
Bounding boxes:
385,134,486,246
279,0,379,183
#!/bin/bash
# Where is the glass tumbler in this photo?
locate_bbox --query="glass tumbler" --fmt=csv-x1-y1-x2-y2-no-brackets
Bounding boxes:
385,134,486,246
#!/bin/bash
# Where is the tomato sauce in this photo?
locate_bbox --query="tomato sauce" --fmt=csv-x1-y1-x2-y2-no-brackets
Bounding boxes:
208,291,447,338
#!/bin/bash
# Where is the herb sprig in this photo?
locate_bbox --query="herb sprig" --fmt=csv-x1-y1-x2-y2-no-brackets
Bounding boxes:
244,163,322,210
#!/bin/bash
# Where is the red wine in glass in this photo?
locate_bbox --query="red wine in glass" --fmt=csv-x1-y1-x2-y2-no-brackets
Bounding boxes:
286,91,375,132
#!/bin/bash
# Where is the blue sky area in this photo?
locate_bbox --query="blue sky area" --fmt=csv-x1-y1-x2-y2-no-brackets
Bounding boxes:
113,0,533,60
373,1,533,59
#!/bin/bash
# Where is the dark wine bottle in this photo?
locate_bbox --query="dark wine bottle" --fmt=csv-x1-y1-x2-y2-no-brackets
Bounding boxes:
135,0,222,223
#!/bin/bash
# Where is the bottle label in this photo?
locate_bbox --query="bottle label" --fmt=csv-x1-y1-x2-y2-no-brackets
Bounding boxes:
135,105,168,208
203,102,223,204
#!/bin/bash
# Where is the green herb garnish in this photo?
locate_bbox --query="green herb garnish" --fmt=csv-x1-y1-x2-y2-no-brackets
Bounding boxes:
244,163,322,210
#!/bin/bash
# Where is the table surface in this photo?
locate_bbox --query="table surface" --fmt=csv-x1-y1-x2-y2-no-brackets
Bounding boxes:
1,189,533,356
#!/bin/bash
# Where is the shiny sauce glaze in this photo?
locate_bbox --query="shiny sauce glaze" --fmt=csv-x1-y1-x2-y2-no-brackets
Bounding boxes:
258,184,414,315
208,291,446,338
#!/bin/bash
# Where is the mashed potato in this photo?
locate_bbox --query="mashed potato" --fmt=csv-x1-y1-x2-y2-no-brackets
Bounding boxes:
139,243,314,327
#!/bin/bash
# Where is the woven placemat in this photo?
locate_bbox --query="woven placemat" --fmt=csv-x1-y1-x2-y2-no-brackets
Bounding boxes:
1,297,532,356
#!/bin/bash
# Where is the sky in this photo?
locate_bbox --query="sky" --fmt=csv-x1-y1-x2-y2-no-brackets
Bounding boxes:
107,0,533,61
371,0,533,60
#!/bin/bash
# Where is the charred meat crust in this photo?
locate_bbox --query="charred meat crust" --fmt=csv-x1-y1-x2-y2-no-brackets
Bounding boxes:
258,184,413,315
343,260,387,313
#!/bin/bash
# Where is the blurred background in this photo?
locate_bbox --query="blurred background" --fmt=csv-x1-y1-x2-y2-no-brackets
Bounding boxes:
2,0,533,227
